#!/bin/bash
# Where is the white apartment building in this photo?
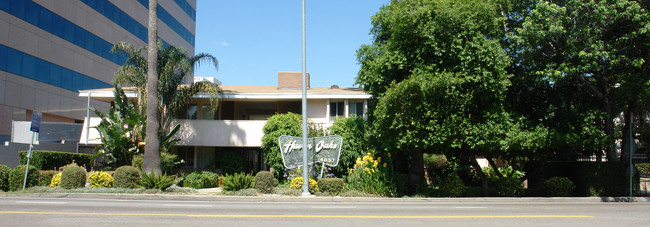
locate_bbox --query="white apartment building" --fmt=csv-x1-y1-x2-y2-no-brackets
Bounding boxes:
79,72,372,172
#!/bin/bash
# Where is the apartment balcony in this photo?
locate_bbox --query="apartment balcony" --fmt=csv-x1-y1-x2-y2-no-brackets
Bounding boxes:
172,120,266,147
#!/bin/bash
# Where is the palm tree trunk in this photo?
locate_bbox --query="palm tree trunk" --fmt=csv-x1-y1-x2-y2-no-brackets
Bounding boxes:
144,0,161,175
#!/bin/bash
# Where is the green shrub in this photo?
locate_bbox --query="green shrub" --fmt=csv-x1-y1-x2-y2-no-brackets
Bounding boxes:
113,166,141,188
19,150,93,171
289,177,318,194
38,170,59,187
495,177,524,197
9,165,40,191
60,164,87,189
345,153,396,197
88,171,113,188
438,173,464,197
222,172,254,191
138,171,176,190
328,116,369,177
50,172,62,187
215,151,244,175
544,177,575,197
254,171,275,194
182,171,219,189
636,163,650,177
542,162,630,196
318,177,344,194
423,154,446,184
132,152,180,174
0,165,11,191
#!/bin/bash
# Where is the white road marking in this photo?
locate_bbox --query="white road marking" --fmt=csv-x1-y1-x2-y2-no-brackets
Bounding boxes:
311,206,357,209
454,207,488,209
15,201,66,204
162,204,212,207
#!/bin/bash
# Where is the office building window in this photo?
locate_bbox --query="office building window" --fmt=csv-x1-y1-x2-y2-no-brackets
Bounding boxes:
330,101,344,121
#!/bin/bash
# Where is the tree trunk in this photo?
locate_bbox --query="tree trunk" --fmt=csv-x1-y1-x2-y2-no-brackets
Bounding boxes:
408,148,424,194
470,153,489,196
486,156,504,179
143,0,161,175
621,104,636,165
604,96,619,162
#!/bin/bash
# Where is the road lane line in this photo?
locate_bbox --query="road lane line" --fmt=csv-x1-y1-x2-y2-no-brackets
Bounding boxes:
454,207,488,209
0,211,593,219
162,204,212,207
311,206,357,209
15,201,66,204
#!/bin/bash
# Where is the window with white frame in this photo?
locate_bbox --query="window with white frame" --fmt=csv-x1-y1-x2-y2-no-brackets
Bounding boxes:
348,101,364,117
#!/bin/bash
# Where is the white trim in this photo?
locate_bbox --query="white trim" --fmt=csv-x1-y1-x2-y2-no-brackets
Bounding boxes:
79,90,372,100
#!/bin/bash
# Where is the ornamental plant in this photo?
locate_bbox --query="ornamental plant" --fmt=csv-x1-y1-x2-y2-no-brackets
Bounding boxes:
182,171,219,189
254,171,275,194
318,177,345,194
138,171,176,190
89,171,114,188
289,177,318,194
113,166,140,188
544,177,575,197
9,165,40,191
345,153,395,197
221,172,254,192
60,164,87,189
0,165,11,191
49,172,62,187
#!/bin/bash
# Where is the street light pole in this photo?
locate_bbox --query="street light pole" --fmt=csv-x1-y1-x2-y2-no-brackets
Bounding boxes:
300,0,310,196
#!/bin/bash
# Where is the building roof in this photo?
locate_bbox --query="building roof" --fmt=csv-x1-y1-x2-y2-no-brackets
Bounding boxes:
79,85,372,102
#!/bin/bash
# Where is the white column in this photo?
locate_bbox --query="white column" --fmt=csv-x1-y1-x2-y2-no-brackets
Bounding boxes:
344,100,349,118
326,99,330,122
363,100,368,120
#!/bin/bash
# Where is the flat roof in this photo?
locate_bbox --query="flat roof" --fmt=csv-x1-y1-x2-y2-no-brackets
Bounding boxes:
79,85,372,102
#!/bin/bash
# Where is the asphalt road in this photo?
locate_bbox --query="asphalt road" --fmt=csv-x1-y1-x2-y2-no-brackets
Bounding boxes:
1,196,649,226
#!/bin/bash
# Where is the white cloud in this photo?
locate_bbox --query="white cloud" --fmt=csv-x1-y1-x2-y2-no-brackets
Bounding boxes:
220,41,229,46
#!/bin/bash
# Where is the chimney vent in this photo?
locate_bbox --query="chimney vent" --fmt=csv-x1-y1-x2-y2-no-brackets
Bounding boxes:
278,72,310,90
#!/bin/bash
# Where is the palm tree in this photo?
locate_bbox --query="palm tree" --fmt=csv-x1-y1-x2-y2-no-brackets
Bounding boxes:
112,41,220,134
112,26,219,174
145,0,159,174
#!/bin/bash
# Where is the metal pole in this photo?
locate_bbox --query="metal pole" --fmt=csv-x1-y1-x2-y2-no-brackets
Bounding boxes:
85,92,91,145
22,132,35,191
629,112,633,197
301,0,310,196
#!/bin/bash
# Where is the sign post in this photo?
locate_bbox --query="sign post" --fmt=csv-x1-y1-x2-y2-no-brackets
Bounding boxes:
23,111,41,191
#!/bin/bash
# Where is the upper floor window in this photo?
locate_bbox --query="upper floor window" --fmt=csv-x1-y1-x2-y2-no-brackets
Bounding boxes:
330,101,344,121
349,101,364,117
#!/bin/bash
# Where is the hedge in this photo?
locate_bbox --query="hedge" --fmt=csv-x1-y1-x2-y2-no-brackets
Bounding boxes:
542,162,638,196
19,150,93,171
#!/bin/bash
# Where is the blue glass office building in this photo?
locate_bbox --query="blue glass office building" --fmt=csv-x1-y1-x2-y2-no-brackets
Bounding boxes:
0,0,196,141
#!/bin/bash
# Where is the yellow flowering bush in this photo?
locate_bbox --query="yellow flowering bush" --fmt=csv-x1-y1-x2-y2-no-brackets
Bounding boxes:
289,177,318,194
345,153,396,196
88,171,113,188
49,172,62,187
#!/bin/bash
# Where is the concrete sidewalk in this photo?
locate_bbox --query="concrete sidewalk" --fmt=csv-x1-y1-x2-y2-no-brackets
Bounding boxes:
1,192,648,203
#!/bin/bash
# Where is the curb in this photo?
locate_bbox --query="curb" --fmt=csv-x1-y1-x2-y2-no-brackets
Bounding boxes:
1,193,648,203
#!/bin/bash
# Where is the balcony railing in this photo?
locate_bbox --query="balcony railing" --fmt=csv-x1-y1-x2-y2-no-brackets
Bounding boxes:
173,120,267,147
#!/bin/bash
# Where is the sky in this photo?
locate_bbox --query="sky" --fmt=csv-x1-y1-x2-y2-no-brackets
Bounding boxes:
193,0,390,88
